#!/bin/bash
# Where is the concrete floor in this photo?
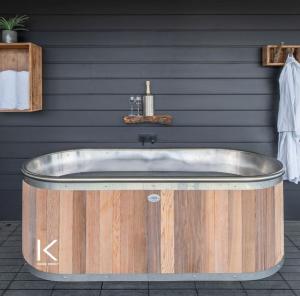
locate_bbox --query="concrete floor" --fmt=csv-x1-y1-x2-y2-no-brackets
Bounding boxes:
0,221,300,296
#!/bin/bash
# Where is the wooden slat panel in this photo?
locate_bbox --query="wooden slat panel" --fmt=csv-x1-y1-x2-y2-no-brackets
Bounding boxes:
120,191,135,273
86,191,100,273
112,191,121,273
146,190,161,273
255,189,267,271
242,190,256,272
46,190,60,273
30,44,43,111
266,187,275,269
160,190,174,273
35,188,47,272
274,183,284,262
58,191,73,273
22,182,36,264
72,191,86,273
174,191,203,273
201,191,215,272
99,191,113,273
228,190,242,273
214,190,229,272
22,184,284,275
132,191,147,273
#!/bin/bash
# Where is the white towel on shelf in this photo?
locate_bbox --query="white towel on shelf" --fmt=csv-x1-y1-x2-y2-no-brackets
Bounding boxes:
0,70,29,110
278,54,300,183
16,71,29,110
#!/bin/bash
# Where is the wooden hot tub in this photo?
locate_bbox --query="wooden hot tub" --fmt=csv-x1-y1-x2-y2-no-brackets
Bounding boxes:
21,148,284,281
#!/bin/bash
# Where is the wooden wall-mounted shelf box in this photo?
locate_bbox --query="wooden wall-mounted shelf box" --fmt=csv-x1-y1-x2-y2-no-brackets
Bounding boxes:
263,45,300,66
0,43,42,112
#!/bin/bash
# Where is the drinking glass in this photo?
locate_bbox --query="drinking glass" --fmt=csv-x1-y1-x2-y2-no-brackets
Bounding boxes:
136,96,142,116
129,96,136,116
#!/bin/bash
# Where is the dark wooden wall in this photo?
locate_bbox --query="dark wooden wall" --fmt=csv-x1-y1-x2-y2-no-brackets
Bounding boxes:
1,0,300,220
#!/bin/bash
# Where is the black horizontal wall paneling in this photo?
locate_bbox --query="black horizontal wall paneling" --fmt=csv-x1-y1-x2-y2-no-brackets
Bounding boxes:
0,1,298,219
42,47,262,63
44,64,276,79
20,31,300,46
3,0,300,14
0,111,274,126
0,127,275,143
0,142,276,159
43,78,274,95
22,15,300,31
40,94,276,111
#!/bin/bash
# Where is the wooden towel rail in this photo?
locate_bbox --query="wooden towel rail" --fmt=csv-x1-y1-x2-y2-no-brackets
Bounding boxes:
263,44,300,66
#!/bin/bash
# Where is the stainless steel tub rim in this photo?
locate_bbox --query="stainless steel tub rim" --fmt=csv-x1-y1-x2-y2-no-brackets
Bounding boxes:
21,148,284,184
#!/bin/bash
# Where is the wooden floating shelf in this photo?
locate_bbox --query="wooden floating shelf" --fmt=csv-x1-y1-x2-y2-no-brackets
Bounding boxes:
0,42,42,112
263,45,300,66
123,115,172,125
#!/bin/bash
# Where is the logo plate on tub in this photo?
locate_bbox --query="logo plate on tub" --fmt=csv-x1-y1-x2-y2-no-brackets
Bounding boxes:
147,194,161,203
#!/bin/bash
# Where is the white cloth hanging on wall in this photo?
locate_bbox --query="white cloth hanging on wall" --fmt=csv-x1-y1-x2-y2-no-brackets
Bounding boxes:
0,70,29,110
278,55,300,183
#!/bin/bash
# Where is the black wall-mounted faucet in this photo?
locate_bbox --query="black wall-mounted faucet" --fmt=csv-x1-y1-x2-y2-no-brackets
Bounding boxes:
138,134,157,146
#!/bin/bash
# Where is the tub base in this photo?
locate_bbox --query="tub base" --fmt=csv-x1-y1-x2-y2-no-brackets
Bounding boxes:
27,258,284,282
22,181,284,280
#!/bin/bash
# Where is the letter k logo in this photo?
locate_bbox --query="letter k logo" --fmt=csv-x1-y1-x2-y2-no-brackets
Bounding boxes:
37,239,58,262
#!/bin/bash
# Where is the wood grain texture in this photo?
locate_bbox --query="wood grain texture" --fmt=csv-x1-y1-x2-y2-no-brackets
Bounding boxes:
263,45,300,66
160,190,175,273
0,43,42,112
123,115,172,125
22,182,284,275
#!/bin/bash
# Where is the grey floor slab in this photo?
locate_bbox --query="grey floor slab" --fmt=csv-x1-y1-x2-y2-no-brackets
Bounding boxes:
281,272,300,280
0,274,16,281
3,291,52,296
8,280,55,290
0,260,23,267
195,290,246,295
0,267,20,273
52,290,101,296
101,291,148,296
285,281,300,289
246,291,295,296
196,281,243,289
102,282,147,290
14,272,43,281
149,281,194,289
54,282,103,290
240,280,290,290
149,291,197,296
0,281,10,290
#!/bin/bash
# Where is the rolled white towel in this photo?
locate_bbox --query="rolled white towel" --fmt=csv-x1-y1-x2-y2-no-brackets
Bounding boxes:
0,70,29,110
0,70,18,109
16,71,29,110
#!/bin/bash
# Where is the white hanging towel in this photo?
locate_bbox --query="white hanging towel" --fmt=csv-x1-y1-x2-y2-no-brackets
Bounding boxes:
0,70,29,110
278,54,300,183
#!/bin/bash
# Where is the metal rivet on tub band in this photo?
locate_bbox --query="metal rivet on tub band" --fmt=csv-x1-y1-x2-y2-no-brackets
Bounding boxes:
147,194,161,203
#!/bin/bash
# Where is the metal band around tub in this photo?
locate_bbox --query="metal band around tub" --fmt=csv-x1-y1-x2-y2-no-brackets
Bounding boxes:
27,257,284,282
24,175,283,191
